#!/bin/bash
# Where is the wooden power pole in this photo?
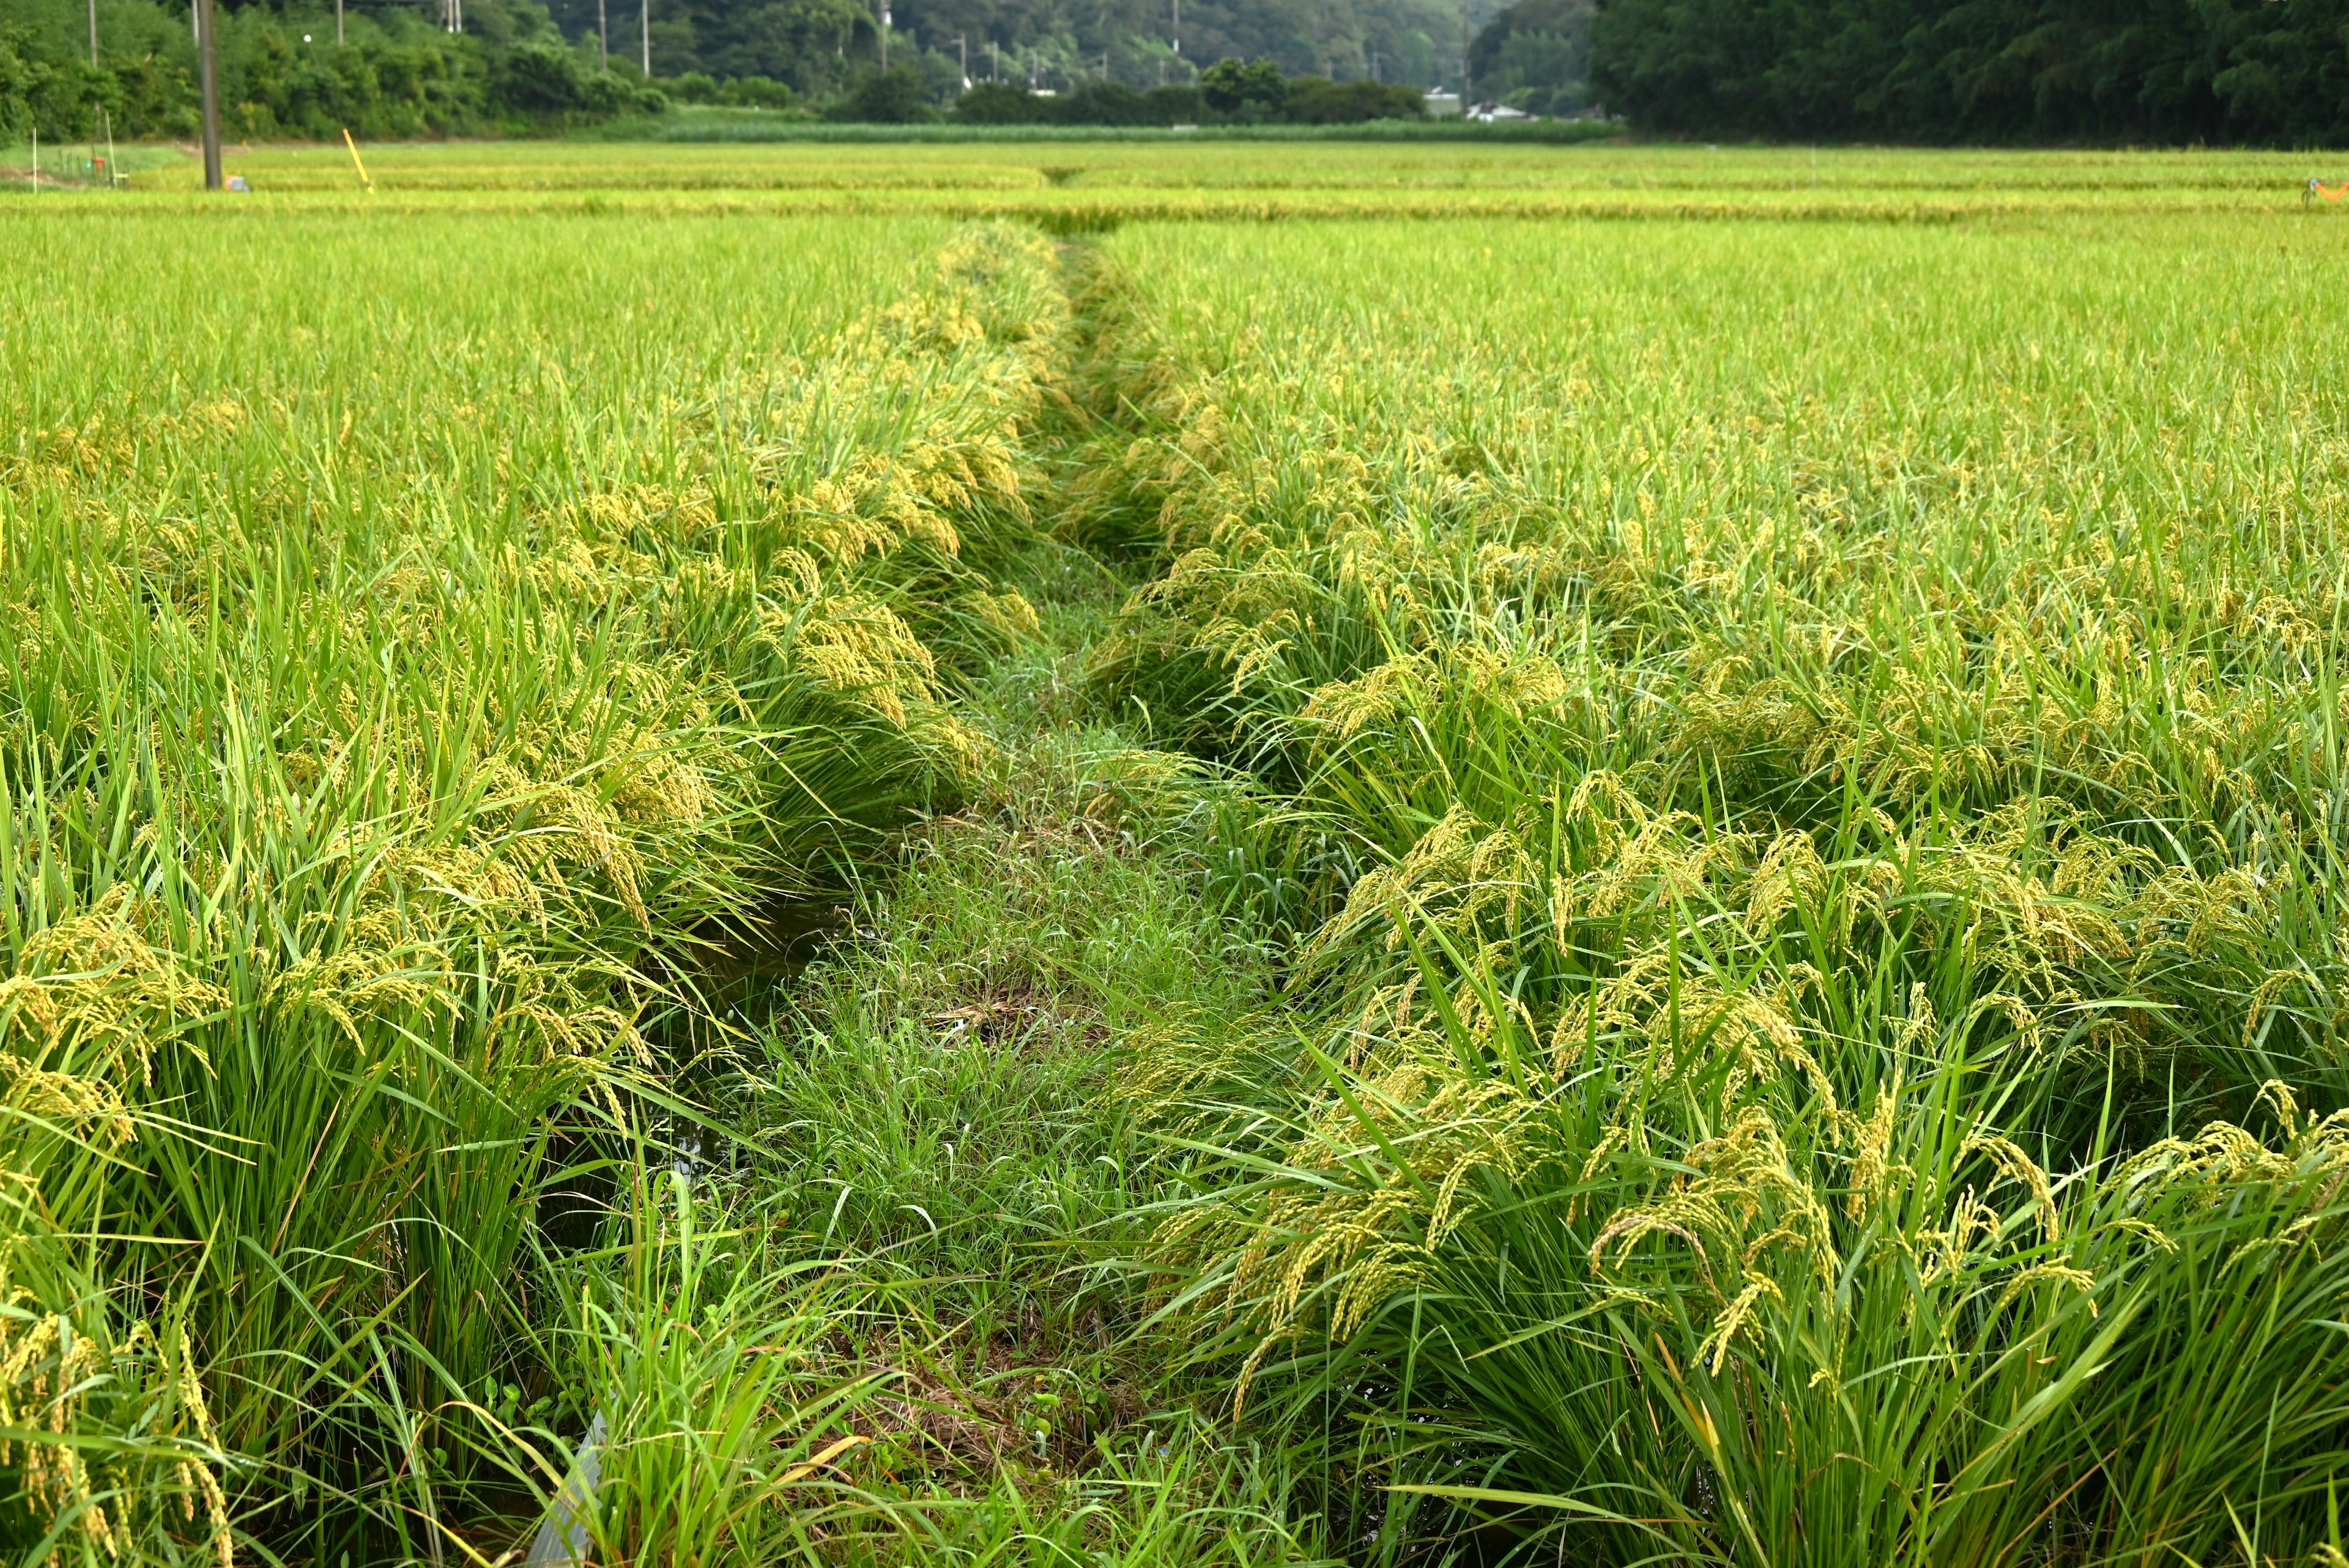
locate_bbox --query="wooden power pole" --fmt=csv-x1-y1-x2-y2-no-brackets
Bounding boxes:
196,0,222,190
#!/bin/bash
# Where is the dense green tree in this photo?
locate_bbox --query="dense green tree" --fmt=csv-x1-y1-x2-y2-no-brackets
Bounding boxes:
0,0,658,138
1048,77,1152,121
2,0,1495,134
1281,70,1419,115
1587,0,2349,143
538,0,1495,97
1468,0,1588,112
950,75,1033,114
825,56,930,113
494,34,639,111
947,59,1409,119
623,0,869,94
1199,50,1283,108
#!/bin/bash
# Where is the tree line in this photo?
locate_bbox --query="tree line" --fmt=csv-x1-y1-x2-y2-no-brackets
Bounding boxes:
849,56,1421,122
545,0,1491,107
20,0,2319,146
1,0,1486,140
1,0,660,140
1468,0,1589,116
1587,0,2349,143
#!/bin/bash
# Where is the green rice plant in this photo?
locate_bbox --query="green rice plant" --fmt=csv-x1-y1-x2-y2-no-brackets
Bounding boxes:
1145,879,2349,1562
20,150,2349,1565
1103,211,2349,1562
524,1170,885,1566
0,1273,234,1566
0,208,1076,1556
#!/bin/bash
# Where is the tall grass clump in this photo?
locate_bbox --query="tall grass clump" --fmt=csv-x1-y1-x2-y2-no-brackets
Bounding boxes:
1093,214,2349,1562
0,209,1072,1558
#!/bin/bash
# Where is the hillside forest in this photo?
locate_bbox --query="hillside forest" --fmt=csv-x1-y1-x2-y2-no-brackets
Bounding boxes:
0,0,1501,140
1590,0,2349,144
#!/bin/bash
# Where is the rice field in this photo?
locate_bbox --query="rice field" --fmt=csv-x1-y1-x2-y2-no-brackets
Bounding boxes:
4,146,2349,1565
17,137,2342,219
1091,210,2349,1563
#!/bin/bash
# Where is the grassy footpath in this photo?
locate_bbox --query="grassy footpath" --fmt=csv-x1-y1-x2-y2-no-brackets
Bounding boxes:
731,530,1337,1562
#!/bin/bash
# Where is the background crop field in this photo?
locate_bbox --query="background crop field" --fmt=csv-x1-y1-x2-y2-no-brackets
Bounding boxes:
4,147,2349,1566
10,136,2343,218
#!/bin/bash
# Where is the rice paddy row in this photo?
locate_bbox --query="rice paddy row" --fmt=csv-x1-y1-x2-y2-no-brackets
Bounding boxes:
23,139,2349,222
0,207,1083,1561
1083,210,2349,1562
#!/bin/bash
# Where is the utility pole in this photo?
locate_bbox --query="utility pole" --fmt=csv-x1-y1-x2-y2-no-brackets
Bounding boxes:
952,34,967,86
596,0,607,66
640,0,649,75
877,1,889,70
1460,5,1470,109
87,0,97,66
196,0,221,190
335,0,344,46
1171,0,1179,57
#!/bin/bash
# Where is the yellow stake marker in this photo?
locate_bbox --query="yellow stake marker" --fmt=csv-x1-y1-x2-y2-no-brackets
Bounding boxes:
341,127,374,193
779,1432,869,1485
